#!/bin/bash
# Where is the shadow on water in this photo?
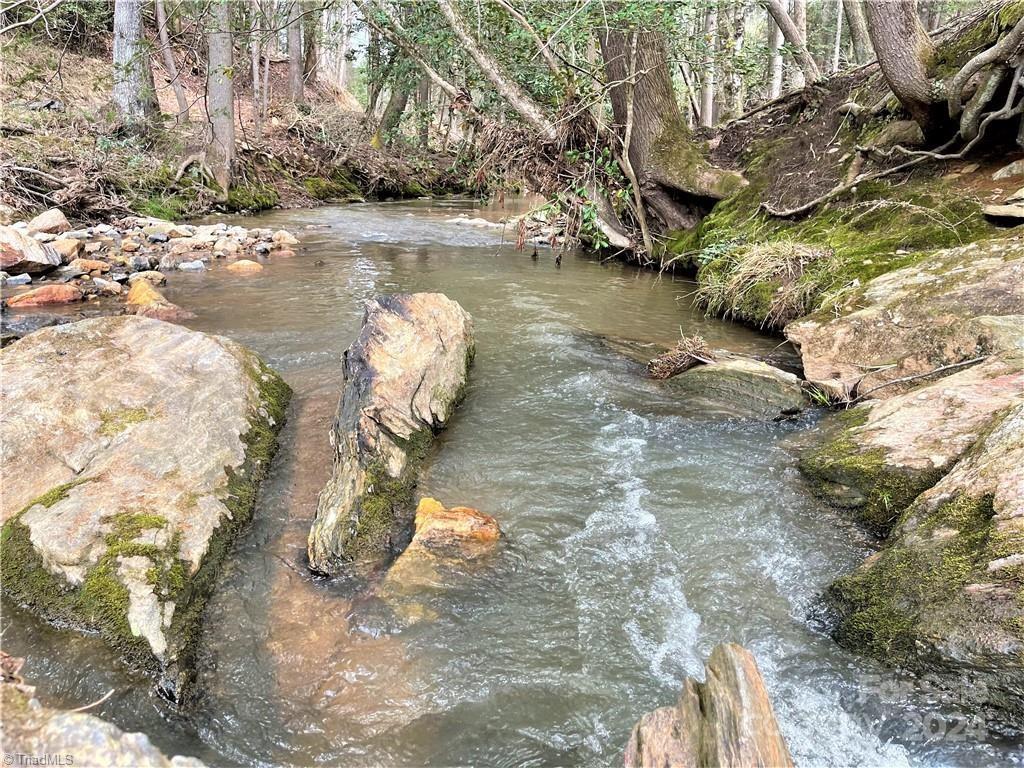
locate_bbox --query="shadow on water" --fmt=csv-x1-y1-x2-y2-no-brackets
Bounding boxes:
3,200,1020,767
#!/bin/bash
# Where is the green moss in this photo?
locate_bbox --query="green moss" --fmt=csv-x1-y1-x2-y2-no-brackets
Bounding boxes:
18,477,92,512
99,407,150,436
799,408,944,535
828,495,998,663
225,181,279,212
303,174,364,202
933,2,1024,79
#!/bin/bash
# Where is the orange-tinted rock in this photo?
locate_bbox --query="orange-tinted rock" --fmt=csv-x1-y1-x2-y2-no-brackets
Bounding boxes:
68,258,110,275
6,284,83,307
51,238,82,261
0,226,61,275
125,279,194,322
409,497,502,555
226,259,263,274
274,248,296,258
272,230,298,246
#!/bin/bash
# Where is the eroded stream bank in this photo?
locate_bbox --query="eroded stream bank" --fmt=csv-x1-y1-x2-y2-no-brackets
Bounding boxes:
2,200,1020,767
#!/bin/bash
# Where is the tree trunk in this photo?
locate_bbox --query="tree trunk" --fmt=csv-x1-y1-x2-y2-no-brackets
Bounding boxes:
436,0,556,142
376,83,411,145
762,0,820,84
112,0,152,127
831,0,843,72
303,2,319,82
701,4,717,128
730,2,747,117
790,0,807,88
206,0,235,196
599,27,717,231
154,0,188,122
287,0,304,103
863,0,941,134
843,0,872,64
768,14,784,98
249,0,262,138
416,76,430,148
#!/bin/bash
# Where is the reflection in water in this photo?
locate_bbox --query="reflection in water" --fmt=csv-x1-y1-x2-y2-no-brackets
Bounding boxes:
2,201,1018,767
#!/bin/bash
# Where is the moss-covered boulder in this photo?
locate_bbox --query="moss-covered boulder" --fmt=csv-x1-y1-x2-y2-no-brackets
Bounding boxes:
785,237,1024,400
624,643,793,768
800,356,1024,533
308,294,474,575
0,316,290,702
826,404,1024,732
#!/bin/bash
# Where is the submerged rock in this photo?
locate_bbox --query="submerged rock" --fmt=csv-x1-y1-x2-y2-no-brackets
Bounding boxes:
1,681,205,766
800,356,1024,533
785,237,1024,400
383,497,502,592
226,258,264,274
623,643,792,768
0,226,62,275
308,293,474,574
665,357,806,420
826,403,1024,733
0,316,290,701
125,279,194,322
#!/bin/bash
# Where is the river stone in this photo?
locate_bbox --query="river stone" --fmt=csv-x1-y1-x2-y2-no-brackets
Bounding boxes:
623,643,793,768
2,683,205,766
308,293,474,575
664,358,806,420
0,225,62,275
800,356,1024,533
25,208,71,235
5,284,83,307
0,316,290,701
785,237,1024,400
126,279,194,322
826,403,1024,733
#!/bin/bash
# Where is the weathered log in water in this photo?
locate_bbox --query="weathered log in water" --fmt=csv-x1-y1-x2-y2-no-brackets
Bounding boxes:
623,643,793,768
308,293,475,575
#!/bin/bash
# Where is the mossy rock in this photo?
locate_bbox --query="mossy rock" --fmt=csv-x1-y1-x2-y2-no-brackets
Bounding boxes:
0,316,290,703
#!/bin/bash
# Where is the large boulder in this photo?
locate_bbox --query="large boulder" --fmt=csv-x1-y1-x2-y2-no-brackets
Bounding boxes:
623,643,792,768
308,294,474,575
664,358,806,420
0,316,290,702
5,284,83,307
800,356,1024,533
25,208,71,235
0,226,62,275
785,237,1024,400
1,678,205,767
826,403,1024,732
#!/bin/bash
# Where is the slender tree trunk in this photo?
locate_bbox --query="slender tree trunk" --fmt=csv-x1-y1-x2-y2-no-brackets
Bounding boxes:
287,0,304,102
762,0,820,83
376,83,411,145
416,76,430,148
154,0,188,122
831,0,843,72
303,1,319,82
768,13,784,98
790,0,807,88
701,4,717,128
206,0,235,195
863,0,941,134
250,0,262,138
112,0,152,127
730,2,747,117
843,0,872,64
436,0,556,141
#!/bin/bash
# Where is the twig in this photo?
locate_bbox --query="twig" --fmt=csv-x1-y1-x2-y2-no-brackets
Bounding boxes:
847,356,988,404
67,688,114,713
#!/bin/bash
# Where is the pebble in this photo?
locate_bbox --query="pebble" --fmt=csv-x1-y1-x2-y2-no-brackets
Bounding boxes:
4,273,32,286
148,232,170,243
177,260,205,271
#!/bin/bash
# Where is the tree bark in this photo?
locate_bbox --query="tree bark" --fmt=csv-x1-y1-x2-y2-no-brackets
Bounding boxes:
249,0,262,137
831,0,843,73
206,0,235,195
416,75,431,147
376,83,411,145
768,14,783,98
701,4,717,128
112,0,153,127
154,0,188,123
435,0,556,141
303,1,319,82
287,0,304,103
790,0,807,88
762,0,820,84
843,0,872,64
863,0,941,134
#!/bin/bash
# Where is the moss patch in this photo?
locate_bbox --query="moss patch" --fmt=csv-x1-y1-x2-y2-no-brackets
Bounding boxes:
98,407,150,437
828,495,999,663
225,181,279,213
799,408,945,536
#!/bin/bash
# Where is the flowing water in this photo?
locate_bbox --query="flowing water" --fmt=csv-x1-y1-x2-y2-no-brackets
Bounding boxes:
2,200,1020,767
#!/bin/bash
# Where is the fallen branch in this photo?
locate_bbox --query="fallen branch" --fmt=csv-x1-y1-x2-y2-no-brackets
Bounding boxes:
847,355,987,404
647,334,716,379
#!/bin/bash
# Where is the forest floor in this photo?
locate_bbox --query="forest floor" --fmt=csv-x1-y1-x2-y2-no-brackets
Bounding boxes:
0,34,463,225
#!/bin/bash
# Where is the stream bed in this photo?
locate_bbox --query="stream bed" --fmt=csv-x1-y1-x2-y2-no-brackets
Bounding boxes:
2,200,1019,767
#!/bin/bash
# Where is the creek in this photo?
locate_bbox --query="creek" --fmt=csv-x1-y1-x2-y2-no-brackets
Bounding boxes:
2,200,1018,767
